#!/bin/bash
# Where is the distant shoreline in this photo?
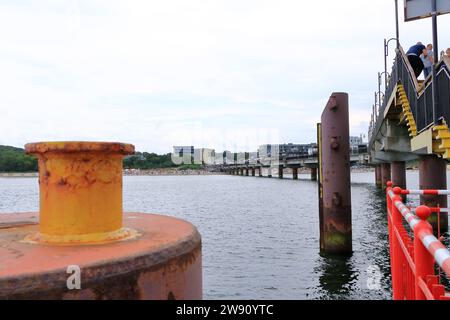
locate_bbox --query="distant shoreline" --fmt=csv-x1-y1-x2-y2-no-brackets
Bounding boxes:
123,168,224,176
0,169,224,178
0,167,427,178
0,172,39,177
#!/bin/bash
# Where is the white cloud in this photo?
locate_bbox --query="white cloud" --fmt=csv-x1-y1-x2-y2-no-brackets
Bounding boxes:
0,0,449,153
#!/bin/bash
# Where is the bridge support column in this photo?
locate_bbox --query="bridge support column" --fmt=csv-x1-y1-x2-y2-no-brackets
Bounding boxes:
419,155,448,232
381,163,391,189
311,168,317,181
391,161,406,190
251,168,255,177
375,165,382,188
278,165,283,179
267,167,272,178
292,168,298,180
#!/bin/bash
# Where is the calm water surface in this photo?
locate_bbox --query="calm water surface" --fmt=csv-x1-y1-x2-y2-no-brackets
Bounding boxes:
1,171,448,300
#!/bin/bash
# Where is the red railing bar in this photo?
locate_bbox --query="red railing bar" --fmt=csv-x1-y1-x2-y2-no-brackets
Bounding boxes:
418,277,436,300
399,189,450,195
394,226,416,273
412,208,450,214
389,187,450,278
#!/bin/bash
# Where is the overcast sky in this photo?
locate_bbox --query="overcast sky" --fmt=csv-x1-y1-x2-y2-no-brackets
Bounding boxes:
0,0,449,153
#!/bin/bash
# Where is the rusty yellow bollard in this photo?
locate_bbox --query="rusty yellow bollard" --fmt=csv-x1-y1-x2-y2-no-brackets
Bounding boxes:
0,141,202,300
24,142,138,244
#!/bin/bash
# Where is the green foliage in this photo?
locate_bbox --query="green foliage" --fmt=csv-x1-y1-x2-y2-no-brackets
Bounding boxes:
123,152,177,170
178,164,202,171
0,145,38,172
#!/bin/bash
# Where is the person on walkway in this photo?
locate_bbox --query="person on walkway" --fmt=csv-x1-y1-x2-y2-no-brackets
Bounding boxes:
407,42,426,78
421,44,434,78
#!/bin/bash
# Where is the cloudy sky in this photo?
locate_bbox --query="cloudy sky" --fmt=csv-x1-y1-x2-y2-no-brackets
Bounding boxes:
0,0,449,153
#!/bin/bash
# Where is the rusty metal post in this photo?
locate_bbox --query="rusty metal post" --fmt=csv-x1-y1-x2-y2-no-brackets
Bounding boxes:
278,165,283,179
381,163,391,189
391,162,406,201
375,165,382,188
319,93,352,255
0,141,203,300
311,168,318,181
292,167,298,180
391,161,406,190
419,155,448,231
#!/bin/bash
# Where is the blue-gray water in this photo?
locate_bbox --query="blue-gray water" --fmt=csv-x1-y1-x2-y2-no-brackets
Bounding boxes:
1,171,447,300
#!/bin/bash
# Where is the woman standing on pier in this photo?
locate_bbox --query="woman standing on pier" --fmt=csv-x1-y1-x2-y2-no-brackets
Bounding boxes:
421,44,434,78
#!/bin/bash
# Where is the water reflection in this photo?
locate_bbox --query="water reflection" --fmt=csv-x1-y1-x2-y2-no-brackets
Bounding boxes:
316,254,357,299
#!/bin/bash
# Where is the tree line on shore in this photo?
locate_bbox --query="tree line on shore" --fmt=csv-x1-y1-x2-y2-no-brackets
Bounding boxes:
0,145,199,172
0,145,38,172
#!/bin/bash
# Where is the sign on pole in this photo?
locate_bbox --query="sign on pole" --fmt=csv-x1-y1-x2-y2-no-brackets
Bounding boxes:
404,0,450,21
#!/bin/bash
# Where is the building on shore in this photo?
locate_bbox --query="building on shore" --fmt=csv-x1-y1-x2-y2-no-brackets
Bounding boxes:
172,146,216,165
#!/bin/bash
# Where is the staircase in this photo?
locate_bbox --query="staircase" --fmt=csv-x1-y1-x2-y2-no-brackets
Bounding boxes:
433,124,450,159
398,84,418,138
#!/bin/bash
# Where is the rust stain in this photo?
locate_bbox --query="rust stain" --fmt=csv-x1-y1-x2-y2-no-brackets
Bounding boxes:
24,142,135,244
0,213,202,300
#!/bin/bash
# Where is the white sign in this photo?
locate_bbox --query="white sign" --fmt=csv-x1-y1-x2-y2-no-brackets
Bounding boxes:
404,0,450,21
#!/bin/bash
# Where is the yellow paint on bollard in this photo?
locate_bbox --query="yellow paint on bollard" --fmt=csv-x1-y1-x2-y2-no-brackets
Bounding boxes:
24,142,137,245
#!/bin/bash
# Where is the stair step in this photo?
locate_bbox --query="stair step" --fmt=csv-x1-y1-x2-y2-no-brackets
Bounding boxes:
436,132,450,139
433,126,449,132
439,139,450,149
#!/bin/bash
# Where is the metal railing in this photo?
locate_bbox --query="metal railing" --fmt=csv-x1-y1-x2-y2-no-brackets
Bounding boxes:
369,47,450,146
386,182,450,300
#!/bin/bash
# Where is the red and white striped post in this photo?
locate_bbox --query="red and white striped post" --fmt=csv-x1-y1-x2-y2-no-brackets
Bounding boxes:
413,206,435,300
391,186,404,300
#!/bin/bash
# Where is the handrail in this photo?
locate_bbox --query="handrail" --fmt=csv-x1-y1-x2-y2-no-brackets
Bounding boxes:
386,182,450,300
388,187,450,277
